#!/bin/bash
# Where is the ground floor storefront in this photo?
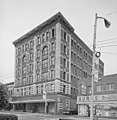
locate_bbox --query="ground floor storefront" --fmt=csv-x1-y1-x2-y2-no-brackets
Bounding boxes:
11,93,77,114
12,100,56,113
77,94,117,117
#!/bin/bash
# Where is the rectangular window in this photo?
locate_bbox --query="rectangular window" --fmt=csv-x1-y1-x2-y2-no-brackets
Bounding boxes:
61,29,64,38
29,87,31,95
67,73,69,81
37,36,41,45
63,58,66,67
29,64,33,72
52,28,55,37
42,59,48,68
36,73,40,82
18,47,21,55
37,49,40,58
21,89,23,96
106,83,114,90
77,45,79,53
67,61,69,69
67,48,69,56
17,68,20,76
22,45,25,52
63,71,66,80
50,83,54,92
41,85,43,93
81,84,86,95
24,88,26,95
37,61,40,70
30,40,34,49
22,67,27,74
60,56,63,65
96,85,104,92
23,77,26,85
67,35,70,44
46,31,49,41
29,75,33,84
51,43,55,51
42,33,45,43
60,70,63,79
36,86,39,94
42,72,48,81
63,85,66,93
30,52,33,60
71,39,73,47
80,46,82,54
64,31,66,40
63,45,66,54
25,43,28,51
51,56,55,65
61,43,64,52
51,70,55,79
17,58,21,66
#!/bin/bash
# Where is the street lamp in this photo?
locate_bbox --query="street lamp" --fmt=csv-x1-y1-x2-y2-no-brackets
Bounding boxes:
44,84,47,114
42,77,47,114
90,13,111,120
41,76,47,114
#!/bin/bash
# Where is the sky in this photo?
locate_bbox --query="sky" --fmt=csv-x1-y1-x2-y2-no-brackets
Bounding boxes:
0,0,117,84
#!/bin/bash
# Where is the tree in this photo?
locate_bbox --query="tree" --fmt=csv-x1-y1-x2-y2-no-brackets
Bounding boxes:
0,83,9,110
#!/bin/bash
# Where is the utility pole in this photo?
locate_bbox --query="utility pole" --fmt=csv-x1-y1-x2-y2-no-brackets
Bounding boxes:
90,13,111,120
90,13,97,120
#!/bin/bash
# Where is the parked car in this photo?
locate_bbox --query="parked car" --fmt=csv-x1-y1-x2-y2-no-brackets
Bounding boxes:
63,109,78,115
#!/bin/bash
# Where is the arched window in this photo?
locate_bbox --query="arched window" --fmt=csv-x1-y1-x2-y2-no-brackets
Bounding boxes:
42,46,48,55
42,46,48,69
42,46,48,59
22,55,27,63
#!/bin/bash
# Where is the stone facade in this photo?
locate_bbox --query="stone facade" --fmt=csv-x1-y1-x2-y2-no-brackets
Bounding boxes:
12,12,104,113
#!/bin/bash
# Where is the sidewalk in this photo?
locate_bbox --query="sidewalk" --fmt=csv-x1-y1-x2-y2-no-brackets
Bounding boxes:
0,111,89,120
0,110,116,120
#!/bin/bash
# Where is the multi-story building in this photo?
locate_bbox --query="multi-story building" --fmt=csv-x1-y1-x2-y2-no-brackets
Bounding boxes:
77,74,117,117
12,12,104,113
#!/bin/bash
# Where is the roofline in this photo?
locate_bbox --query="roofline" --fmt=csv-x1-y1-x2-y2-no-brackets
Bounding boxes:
12,12,74,46
5,82,14,86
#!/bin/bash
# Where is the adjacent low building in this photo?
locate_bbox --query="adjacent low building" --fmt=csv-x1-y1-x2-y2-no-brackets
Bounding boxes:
77,74,117,117
4,82,14,110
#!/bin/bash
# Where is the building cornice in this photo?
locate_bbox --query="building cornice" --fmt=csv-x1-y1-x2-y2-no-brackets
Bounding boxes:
13,12,74,46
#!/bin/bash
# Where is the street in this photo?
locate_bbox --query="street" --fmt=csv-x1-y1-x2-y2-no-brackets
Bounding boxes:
0,111,116,120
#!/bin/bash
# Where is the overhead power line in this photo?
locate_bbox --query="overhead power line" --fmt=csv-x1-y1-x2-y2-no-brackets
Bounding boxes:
106,11,117,16
89,37,117,48
98,44,117,48
101,52,117,55
96,40,117,46
97,37,117,43
0,75,14,80
0,72,14,78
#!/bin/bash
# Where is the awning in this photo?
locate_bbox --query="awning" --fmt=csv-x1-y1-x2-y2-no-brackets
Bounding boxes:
10,99,55,104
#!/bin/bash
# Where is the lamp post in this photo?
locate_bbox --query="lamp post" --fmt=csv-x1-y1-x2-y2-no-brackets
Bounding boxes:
43,78,47,114
41,76,47,114
90,13,111,120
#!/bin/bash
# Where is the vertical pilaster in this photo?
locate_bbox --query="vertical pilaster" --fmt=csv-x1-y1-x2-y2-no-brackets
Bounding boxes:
33,36,37,83
69,35,72,95
14,48,16,86
55,23,61,79
33,36,37,95
55,80,60,92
